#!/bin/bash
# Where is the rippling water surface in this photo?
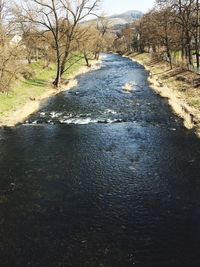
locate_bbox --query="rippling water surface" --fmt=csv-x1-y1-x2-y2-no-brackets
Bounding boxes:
1,54,200,267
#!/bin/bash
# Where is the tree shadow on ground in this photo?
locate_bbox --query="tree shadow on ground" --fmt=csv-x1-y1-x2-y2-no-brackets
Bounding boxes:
24,79,48,87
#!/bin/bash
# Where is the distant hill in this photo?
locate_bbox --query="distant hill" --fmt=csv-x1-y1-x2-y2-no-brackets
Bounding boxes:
110,10,143,21
83,10,143,30
107,10,143,29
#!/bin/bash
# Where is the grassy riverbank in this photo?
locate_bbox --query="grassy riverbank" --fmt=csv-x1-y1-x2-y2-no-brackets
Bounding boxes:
0,57,85,119
128,52,200,136
0,56,101,126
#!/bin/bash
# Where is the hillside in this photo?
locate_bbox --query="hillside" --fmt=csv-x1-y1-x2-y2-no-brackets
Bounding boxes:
108,10,143,30
83,10,143,30
110,10,143,22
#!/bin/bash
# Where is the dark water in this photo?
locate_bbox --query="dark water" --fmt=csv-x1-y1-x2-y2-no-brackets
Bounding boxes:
1,54,200,267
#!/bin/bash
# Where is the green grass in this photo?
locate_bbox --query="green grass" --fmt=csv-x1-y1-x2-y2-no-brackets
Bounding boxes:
0,56,86,119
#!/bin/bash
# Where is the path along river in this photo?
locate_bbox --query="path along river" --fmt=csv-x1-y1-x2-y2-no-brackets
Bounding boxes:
1,54,200,267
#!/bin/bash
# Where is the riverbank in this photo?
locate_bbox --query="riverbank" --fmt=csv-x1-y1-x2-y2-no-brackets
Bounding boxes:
127,53,200,137
0,59,101,127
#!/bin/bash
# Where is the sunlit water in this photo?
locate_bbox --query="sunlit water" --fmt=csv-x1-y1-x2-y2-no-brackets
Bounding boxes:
1,54,200,267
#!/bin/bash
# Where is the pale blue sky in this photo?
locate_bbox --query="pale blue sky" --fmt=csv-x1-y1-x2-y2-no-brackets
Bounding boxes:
102,0,155,15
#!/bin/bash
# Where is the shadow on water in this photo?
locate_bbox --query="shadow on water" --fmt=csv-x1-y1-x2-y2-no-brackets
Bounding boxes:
1,54,200,267
24,55,183,129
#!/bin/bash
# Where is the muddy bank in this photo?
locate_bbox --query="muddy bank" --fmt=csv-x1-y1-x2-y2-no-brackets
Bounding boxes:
0,60,101,127
127,54,200,137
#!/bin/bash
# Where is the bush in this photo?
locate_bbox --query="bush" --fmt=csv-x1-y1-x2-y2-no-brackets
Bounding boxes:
0,39,21,93
20,66,36,80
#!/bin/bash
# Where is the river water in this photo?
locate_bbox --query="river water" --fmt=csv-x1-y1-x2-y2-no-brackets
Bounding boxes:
1,54,200,266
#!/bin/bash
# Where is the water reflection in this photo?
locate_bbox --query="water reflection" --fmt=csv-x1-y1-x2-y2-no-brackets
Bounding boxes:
0,55,200,266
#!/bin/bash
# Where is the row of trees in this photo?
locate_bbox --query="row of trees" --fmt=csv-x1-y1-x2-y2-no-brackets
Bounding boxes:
115,0,200,71
0,0,113,91
0,0,22,93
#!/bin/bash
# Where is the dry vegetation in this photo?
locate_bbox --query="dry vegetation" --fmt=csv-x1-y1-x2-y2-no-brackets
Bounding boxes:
112,0,200,135
129,52,200,135
131,53,200,109
0,0,114,123
115,0,200,74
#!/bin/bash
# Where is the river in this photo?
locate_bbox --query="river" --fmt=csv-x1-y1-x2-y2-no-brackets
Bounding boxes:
0,54,200,266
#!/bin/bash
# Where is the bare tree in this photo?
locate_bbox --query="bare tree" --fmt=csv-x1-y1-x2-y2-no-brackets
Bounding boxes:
94,15,110,58
126,0,200,71
0,0,4,26
157,0,197,66
0,1,22,93
16,0,100,87
0,42,22,93
192,0,200,68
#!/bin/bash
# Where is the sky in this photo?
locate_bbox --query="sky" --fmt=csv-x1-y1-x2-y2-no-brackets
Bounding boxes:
102,0,155,15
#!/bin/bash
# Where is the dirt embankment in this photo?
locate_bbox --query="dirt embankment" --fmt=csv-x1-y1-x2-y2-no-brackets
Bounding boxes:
127,53,200,137
0,60,101,127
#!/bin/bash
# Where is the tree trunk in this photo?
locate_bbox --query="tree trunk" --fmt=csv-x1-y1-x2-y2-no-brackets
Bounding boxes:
27,49,32,64
60,41,71,76
53,41,62,88
188,44,192,66
196,0,200,69
195,37,199,69
181,30,185,60
53,51,61,88
84,53,90,67
28,56,31,64
184,29,192,66
95,51,99,60
53,65,61,88
166,38,172,69
60,55,67,76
